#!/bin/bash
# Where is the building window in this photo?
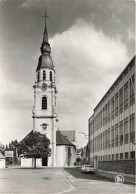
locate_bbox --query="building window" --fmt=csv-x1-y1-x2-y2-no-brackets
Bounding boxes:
108,101,111,121
105,130,107,149
111,98,114,119
125,152,128,159
37,72,40,82
108,128,111,148
119,121,123,145
105,105,108,124
94,137,96,151
130,75,135,105
100,133,102,150
42,97,47,110
103,131,106,149
124,118,128,144
120,153,123,160
43,70,46,80
95,114,98,129
112,154,114,160
105,155,108,161
96,136,98,151
115,124,118,146
102,107,105,126
97,135,99,150
130,114,135,143
119,88,123,113
124,82,128,110
100,110,102,126
115,93,118,116
98,112,101,128
116,154,118,160
130,151,135,159
50,71,52,81
99,135,101,151
111,126,114,147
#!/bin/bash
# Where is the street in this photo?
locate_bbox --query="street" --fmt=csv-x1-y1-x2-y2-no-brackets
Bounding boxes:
0,167,135,194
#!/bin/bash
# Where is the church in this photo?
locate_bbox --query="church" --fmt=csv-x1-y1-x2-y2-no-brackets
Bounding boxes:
32,12,57,167
20,13,76,167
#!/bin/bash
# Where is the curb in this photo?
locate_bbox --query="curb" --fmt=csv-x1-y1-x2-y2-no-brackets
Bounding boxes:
96,171,135,185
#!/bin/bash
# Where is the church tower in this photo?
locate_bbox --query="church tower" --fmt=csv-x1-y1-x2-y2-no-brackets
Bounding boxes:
32,12,57,166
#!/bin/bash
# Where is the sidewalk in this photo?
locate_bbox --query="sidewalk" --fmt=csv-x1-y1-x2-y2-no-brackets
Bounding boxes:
96,170,135,184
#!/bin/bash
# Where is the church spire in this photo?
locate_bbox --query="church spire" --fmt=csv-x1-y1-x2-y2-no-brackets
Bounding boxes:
40,10,51,54
42,10,49,44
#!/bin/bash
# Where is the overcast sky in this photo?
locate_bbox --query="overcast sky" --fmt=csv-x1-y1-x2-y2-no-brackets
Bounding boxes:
0,0,135,147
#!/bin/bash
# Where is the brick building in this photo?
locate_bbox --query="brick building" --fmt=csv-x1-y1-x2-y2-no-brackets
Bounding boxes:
88,56,135,174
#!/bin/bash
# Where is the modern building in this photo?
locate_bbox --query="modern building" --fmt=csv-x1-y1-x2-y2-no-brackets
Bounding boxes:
88,56,135,174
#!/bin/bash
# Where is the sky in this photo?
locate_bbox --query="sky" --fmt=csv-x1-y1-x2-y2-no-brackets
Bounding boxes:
0,0,135,147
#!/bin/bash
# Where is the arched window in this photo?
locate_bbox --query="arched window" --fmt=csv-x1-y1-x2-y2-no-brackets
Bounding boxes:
42,97,47,110
43,70,46,80
37,72,40,82
50,71,52,81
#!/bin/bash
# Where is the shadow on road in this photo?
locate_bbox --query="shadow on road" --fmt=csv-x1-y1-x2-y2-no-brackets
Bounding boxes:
64,167,113,183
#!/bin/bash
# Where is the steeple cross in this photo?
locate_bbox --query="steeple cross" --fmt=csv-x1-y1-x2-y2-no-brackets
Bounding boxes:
42,10,49,24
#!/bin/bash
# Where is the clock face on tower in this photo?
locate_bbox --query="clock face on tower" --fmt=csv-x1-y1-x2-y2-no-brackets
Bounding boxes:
41,83,47,91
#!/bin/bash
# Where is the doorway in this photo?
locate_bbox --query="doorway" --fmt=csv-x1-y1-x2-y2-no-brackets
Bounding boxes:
42,157,48,166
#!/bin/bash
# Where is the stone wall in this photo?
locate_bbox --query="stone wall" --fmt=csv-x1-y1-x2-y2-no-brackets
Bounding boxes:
98,160,135,175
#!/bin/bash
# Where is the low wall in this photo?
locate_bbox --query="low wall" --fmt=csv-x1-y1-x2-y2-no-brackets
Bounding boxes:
98,160,135,175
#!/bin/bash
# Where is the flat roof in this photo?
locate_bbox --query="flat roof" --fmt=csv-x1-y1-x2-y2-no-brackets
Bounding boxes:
94,56,135,112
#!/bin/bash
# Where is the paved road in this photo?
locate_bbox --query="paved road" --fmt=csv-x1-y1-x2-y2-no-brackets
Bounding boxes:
64,168,135,194
0,167,135,194
0,168,69,193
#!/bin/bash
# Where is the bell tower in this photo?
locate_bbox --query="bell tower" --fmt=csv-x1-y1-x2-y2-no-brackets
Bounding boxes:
32,11,57,166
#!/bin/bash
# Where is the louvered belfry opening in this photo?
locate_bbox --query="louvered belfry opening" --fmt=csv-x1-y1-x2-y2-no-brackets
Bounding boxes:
42,96,47,109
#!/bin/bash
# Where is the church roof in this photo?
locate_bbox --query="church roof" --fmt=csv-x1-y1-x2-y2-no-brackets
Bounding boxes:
37,53,54,71
60,130,75,142
0,153,5,159
56,130,75,146
18,130,33,144
36,10,54,71
19,130,75,147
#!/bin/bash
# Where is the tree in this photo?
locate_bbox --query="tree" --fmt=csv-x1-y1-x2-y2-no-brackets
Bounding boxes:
9,140,18,150
76,157,81,163
18,131,51,168
76,157,82,165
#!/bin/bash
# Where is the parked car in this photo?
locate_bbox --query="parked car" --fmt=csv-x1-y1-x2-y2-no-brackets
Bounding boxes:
81,165,96,174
